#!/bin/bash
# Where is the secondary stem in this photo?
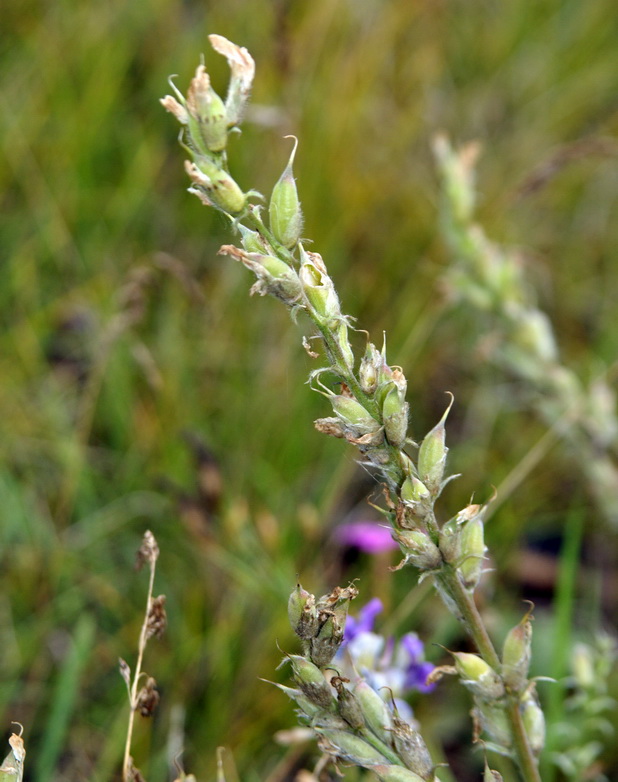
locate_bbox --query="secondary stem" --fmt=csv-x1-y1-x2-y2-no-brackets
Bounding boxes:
436,566,542,782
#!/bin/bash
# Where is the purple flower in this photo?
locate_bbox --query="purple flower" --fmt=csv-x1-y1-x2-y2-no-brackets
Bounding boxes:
343,597,383,643
399,633,436,694
334,521,398,554
336,599,436,718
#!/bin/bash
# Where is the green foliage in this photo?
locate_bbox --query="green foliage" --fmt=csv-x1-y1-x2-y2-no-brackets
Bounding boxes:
2,1,618,780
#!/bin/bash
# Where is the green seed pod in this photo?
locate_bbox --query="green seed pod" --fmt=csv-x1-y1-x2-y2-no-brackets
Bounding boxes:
331,395,381,436
269,136,303,249
353,679,392,742
186,64,228,153
521,691,545,756
390,717,433,779
237,223,269,254
484,762,504,782
298,246,341,323
453,652,505,701
401,476,430,504
218,245,302,304
458,516,486,591
373,766,426,782
438,515,461,563
309,621,344,667
288,583,319,640
417,394,453,496
359,343,382,395
288,655,335,710
392,529,441,570
502,617,532,692
474,701,511,748
331,677,365,730
317,729,387,767
382,380,409,449
185,159,246,215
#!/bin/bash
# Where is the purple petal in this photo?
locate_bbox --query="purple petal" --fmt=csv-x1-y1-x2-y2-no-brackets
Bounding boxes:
400,632,424,662
334,522,398,553
404,660,436,693
344,598,383,642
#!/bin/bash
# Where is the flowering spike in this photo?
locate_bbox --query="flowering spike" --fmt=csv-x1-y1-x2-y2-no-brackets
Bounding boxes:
269,136,303,249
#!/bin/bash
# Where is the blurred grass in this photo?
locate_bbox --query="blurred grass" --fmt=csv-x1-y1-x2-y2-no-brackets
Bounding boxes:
1,1,618,780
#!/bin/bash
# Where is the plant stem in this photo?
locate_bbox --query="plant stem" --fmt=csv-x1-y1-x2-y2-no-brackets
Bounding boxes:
122,557,157,781
436,565,542,782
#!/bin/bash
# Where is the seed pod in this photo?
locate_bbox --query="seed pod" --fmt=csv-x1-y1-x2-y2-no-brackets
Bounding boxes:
299,247,342,324
400,476,430,504
237,223,269,254
390,717,433,780
438,515,461,563
484,762,503,781
186,64,228,153
373,765,426,782
318,729,387,767
359,343,381,394
331,395,381,437
353,679,392,742
185,159,246,215
417,394,453,496
288,655,335,710
331,677,365,730
382,379,409,449
473,701,511,748
502,616,532,692
453,652,505,701
392,529,441,570
521,692,545,756
269,136,303,249
288,583,319,640
218,244,302,304
458,515,486,591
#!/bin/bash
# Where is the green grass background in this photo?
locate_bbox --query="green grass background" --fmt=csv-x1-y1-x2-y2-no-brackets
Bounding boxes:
1,1,617,780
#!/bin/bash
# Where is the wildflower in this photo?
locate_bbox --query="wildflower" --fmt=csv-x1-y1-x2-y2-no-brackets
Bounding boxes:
334,522,398,554
336,599,435,720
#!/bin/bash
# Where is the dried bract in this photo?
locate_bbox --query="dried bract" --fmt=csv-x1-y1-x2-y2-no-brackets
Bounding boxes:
135,530,159,570
146,595,167,639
